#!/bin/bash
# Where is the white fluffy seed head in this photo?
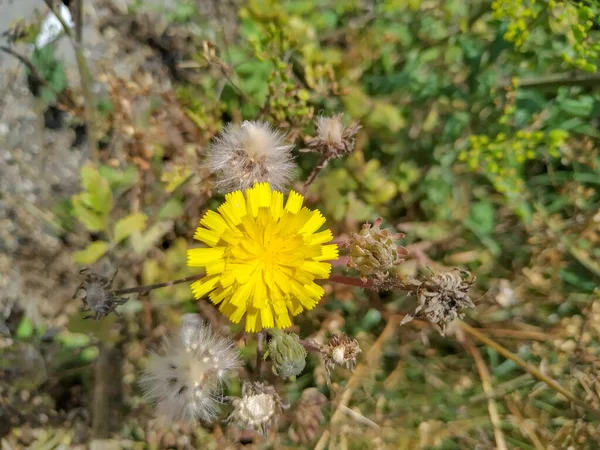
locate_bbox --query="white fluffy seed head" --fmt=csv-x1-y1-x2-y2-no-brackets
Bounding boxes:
315,116,344,144
205,121,296,193
140,315,240,423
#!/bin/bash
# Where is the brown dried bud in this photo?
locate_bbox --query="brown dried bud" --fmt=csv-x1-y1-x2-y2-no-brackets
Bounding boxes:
320,333,361,383
347,218,408,280
72,269,128,320
228,381,287,435
303,114,361,160
288,388,327,444
401,269,476,335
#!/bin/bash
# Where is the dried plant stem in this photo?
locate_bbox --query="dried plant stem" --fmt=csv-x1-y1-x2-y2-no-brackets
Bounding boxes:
304,156,329,189
461,335,508,450
43,0,99,162
458,321,600,418
505,396,546,450
113,274,203,296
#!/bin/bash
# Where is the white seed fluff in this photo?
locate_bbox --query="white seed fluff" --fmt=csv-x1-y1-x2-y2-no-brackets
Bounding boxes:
205,121,296,193
140,315,240,423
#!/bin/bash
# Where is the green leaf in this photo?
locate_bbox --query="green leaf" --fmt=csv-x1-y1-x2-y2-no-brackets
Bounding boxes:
81,164,113,214
113,213,148,243
72,195,107,232
73,241,109,265
98,165,139,191
16,317,34,339
467,201,495,235
130,221,173,256
157,198,184,220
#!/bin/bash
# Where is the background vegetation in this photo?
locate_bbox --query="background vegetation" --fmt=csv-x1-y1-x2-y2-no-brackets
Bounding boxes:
1,0,600,448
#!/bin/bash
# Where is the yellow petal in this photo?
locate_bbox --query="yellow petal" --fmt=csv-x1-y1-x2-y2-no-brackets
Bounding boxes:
187,247,225,267
309,229,333,245
190,276,219,298
299,210,326,235
301,261,332,278
314,244,339,262
285,190,303,214
200,210,228,233
193,227,221,247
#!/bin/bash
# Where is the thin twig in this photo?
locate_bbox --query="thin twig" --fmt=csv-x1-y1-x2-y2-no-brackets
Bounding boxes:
461,335,508,450
304,156,329,190
458,321,600,418
113,274,203,296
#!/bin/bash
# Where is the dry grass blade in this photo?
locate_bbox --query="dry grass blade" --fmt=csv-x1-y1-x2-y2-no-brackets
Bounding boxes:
459,321,600,419
460,335,508,450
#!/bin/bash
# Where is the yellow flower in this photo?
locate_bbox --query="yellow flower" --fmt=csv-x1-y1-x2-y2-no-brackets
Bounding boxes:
187,183,338,332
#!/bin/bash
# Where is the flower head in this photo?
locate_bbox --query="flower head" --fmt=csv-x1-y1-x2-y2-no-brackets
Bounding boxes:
347,218,407,280
187,183,339,332
401,269,476,335
304,114,361,159
206,121,296,193
228,381,286,434
140,314,240,423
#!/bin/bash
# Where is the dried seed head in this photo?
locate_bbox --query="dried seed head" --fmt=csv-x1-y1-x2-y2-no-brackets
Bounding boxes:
140,314,240,423
320,333,361,383
304,114,361,159
265,329,307,379
205,121,296,193
401,269,476,335
347,218,408,280
288,388,327,444
228,381,286,435
73,269,128,320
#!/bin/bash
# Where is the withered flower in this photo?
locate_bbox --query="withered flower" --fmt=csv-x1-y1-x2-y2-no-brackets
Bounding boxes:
302,114,361,186
320,333,361,383
228,381,287,435
401,269,476,335
73,269,128,320
304,114,361,159
347,217,407,280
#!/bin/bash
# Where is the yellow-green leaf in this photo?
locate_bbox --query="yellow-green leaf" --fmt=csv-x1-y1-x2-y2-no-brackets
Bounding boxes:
73,241,109,265
72,195,107,232
81,164,113,214
114,213,148,244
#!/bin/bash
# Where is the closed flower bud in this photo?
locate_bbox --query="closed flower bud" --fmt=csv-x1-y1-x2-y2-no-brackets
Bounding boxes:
347,218,407,280
140,315,241,423
320,333,361,383
205,121,296,193
265,329,307,379
228,381,286,435
401,269,476,335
